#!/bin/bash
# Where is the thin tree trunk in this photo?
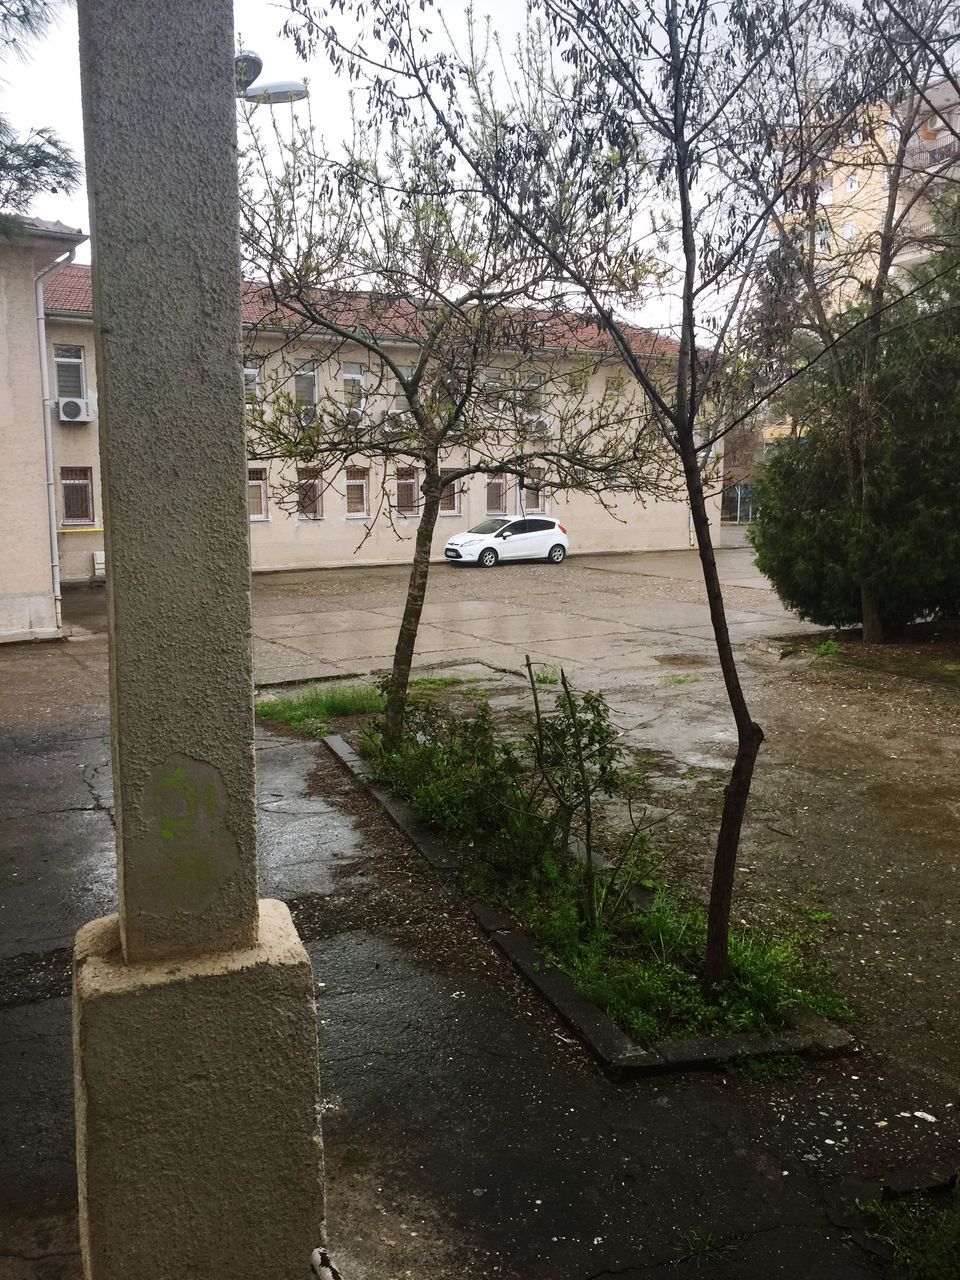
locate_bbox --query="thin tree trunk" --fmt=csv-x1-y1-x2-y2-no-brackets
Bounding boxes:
860,582,884,644
680,441,765,989
382,473,442,752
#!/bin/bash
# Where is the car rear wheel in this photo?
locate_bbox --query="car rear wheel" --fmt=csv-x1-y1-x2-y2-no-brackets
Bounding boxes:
547,544,566,564
478,548,498,568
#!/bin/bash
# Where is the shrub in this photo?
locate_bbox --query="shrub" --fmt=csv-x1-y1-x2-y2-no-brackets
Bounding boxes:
370,692,849,1042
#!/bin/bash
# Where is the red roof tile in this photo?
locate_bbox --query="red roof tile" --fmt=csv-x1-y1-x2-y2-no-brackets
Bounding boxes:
44,264,679,360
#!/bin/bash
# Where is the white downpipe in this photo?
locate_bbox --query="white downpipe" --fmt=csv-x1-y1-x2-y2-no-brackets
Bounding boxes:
35,249,76,631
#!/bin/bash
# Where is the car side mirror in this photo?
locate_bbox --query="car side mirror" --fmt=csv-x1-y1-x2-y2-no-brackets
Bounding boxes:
500,531,511,539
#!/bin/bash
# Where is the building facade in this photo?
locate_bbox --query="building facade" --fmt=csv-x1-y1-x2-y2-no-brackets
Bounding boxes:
1,251,709,640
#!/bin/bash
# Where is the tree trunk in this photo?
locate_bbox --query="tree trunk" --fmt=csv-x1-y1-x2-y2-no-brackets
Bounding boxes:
860,582,884,644
382,475,443,753
680,442,765,989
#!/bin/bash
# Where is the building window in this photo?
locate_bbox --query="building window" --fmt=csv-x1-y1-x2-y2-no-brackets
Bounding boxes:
345,466,369,517
515,370,544,413
61,466,93,524
296,467,322,520
843,220,858,241
243,355,262,406
816,178,833,206
486,474,508,515
248,467,268,521
604,375,624,399
294,363,317,420
815,225,831,252
849,130,862,148
521,466,546,514
343,362,365,410
54,345,85,399
439,468,460,515
394,364,415,409
395,467,419,516
845,173,859,192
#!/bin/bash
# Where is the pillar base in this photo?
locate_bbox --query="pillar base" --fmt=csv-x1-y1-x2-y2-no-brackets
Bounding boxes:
73,898,324,1280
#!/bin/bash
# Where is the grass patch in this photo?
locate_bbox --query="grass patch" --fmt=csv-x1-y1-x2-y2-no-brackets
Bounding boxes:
859,1195,960,1280
666,673,697,686
728,1053,809,1082
256,682,385,738
408,675,468,690
369,697,849,1044
813,638,840,657
532,664,560,685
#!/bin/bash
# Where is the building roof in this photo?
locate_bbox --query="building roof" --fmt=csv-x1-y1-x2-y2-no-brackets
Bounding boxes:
44,263,679,360
9,216,87,247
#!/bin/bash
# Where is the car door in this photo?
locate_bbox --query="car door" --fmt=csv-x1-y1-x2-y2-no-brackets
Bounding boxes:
496,519,529,559
525,518,556,558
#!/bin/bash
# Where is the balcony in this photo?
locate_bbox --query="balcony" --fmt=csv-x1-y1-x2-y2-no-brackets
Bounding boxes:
902,136,960,180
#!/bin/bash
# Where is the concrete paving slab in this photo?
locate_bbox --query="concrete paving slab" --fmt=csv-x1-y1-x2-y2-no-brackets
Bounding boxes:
257,607,403,639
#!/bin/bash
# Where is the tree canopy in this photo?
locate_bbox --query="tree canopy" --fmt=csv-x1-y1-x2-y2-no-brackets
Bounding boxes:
0,0,80,227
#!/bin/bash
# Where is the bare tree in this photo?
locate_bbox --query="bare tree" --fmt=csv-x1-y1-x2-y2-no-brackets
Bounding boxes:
279,0,894,986
240,103,674,749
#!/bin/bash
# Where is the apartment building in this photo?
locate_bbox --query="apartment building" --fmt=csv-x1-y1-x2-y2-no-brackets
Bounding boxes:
808,81,959,299
1,246,708,638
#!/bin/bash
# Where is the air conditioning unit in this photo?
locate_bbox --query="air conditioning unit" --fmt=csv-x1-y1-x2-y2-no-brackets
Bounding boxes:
382,410,413,436
345,407,364,425
530,418,552,438
58,397,92,424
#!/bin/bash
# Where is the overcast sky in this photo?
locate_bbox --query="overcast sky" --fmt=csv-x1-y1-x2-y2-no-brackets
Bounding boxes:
2,0,678,326
1,0,531,263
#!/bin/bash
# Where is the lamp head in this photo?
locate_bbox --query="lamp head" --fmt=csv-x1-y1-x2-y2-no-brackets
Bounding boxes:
243,79,309,105
234,49,264,94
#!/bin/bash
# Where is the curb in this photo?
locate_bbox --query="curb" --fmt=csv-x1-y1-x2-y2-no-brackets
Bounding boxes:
322,733,858,1080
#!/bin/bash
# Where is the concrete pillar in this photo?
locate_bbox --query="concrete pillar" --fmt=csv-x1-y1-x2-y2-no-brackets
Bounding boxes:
73,2,324,1276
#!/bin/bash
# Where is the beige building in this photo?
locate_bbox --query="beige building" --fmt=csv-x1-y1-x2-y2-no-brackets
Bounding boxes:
0,218,87,640
807,82,959,301
1,252,708,639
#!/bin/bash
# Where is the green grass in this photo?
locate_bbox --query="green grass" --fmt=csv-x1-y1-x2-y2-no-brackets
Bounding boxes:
532,665,560,685
256,682,385,737
522,878,850,1043
859,1195,960,1280
813,638,840,657
665,673,697,686
728,1053,809,1082
409,675,467,690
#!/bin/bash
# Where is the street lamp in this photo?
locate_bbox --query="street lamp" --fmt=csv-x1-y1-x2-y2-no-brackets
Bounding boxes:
234,49,308,104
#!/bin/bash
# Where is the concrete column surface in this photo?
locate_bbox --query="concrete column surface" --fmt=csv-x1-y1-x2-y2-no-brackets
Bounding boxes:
73,2,325,1275
74,900,325,1279
78,0,257,962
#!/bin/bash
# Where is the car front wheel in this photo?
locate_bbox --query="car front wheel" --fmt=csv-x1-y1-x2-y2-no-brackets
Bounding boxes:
547,544,566,564
478,547,498,568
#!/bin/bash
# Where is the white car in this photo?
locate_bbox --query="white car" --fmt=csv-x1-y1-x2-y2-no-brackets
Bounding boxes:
444,517,569,567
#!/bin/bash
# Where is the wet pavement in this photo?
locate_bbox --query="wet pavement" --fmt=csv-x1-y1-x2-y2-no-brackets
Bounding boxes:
1,548,958,1277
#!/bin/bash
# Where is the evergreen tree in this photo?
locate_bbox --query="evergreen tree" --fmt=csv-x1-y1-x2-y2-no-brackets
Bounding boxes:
0,1,80,226
751,222,960,632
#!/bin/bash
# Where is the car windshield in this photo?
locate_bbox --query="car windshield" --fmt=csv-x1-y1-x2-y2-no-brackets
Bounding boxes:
467,519,511,535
